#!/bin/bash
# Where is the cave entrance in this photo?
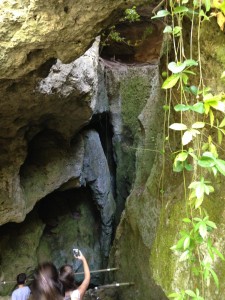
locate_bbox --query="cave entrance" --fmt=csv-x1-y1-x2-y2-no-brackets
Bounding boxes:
37,186,102,286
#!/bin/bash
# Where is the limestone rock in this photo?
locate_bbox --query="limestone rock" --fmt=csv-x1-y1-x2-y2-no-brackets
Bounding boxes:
0,0,147,79
0,39,100,225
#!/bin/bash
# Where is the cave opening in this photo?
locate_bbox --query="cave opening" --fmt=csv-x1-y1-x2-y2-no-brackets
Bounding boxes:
36,186,103,286
100,19,164,65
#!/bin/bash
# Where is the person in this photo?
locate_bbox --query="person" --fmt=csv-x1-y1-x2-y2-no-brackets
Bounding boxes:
59,252,90,300
30,262,64,300
11,273,31,300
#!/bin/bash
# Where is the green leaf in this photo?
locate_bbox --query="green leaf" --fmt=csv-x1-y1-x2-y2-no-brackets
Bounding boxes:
174,104,189,111
163,25,173,33
169,123,187,130
203,0,211,11
173,161,184,172
151,9,170,19
191,102,204,113
218,129,223,145
174,6,189,13
219,117,225,128
173,26,182,36
183,218,191,223
190,85,198,95
185,290,196,297
198,157,216,168
212,247,225,260
206,220,217,229
215,159,225,176
176,151,188,161
210,268,219,288
162,74,180,89
182,73,188,84
184,162,193,171
185,59,198,67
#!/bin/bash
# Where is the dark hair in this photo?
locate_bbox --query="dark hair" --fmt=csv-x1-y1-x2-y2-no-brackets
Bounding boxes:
31,262,64,300
17,273,27,285
59,265,77,292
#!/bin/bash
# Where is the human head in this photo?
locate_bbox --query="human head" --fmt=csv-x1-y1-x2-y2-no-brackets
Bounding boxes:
31,262,64,300
59,264,77,292
17,273,27,285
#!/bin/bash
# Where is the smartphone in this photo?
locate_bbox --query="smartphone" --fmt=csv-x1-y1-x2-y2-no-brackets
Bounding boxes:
73,248,80,257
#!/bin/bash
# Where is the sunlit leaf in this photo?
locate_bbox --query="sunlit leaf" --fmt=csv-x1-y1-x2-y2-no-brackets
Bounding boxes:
190,128,200,137
203,0,211,11
168,61,186,74
169,123,187,130
219,117,225,128
209,109,214,127
183,236,190,250
216,11,225,31
179,250,189,261
218,129,222,145
162,74,180,89
199,9,210,20
211,101,225,113
151,9,170,19
182,130,193,145
176,151,188,161
163,25,173,33
173,26,182,36
185,290,196,297
199,223,207,238
192,122,205,129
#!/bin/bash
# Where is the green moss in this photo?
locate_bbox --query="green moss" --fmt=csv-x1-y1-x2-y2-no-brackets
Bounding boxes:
121,75,150,138
150,200,186,294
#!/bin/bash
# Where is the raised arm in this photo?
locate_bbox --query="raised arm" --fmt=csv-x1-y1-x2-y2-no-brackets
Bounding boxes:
76,253,90,299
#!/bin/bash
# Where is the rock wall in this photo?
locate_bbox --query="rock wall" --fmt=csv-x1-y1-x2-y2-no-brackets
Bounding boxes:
0,0,148,79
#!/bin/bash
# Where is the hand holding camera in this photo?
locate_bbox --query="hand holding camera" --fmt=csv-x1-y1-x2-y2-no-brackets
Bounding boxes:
73,248,81,258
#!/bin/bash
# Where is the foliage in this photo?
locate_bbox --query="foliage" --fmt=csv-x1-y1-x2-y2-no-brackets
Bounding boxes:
101,6,140,48
152,0,225,298
123,6,140,22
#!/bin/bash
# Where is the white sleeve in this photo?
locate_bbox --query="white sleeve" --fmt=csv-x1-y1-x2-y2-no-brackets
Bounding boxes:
70,289,81,300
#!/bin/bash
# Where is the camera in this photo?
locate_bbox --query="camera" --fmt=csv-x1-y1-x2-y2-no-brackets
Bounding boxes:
73,248,80,257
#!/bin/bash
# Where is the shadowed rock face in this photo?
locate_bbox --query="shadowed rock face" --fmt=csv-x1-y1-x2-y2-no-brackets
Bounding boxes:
0,39,100,225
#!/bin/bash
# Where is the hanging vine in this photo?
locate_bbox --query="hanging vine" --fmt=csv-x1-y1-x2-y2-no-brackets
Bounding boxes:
152,0,225,299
